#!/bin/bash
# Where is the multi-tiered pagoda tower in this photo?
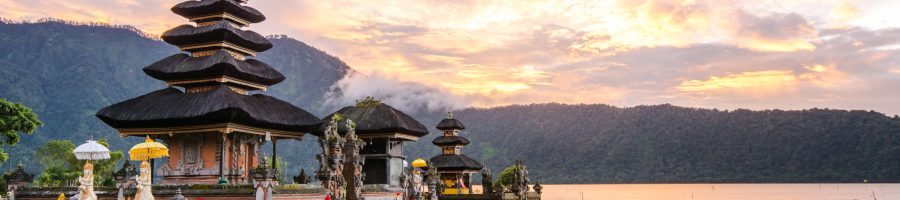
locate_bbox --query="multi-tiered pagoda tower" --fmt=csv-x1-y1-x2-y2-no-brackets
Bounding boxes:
96,0,321,185
430,114,483,194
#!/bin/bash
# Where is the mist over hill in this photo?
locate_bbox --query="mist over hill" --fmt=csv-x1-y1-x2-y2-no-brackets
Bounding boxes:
3,21,900,183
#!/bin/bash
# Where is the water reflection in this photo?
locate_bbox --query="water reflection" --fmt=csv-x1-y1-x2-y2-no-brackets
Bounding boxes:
483,184,900,200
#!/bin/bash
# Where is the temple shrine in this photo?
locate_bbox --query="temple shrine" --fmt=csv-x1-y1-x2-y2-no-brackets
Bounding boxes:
95,0,321,185
429,114,483,194
316,98,429,188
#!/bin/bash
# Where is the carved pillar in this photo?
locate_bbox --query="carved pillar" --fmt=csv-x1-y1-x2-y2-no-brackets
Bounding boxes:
5,164,34,200
317,118,347,200
113,161,135,200
218,134,227,185
426,164,439,200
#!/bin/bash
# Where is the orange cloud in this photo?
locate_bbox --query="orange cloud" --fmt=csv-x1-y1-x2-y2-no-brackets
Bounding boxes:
3,0,900,114
677,70,798,97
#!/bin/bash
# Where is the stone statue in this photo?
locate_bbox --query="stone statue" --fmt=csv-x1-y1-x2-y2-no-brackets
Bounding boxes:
78,162,98,200
411,170,423,199
134,161,154,200
480,166,494,194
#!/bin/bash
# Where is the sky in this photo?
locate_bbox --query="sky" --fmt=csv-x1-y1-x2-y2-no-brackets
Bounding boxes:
2,0,900,114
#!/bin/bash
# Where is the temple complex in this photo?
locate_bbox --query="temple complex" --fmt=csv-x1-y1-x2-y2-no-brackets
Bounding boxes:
5,1,541,200
315,98,429,188
95,0,321,185
429,114,483,194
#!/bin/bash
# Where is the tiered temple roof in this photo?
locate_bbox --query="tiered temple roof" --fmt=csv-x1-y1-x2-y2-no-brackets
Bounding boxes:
430,116,483,171
97,0,320,138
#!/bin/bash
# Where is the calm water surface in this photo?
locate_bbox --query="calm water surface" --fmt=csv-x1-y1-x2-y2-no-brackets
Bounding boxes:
521,184,900,200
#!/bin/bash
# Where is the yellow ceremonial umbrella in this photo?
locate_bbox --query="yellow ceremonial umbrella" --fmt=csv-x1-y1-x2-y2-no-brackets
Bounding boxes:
412,158,427,168
129,136,169,161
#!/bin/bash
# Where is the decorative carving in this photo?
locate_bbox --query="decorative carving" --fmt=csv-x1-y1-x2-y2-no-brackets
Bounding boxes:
293,168,310,184
113,161,135,200
343,119,365,200
5,163,34,200
316,115,346,200
533,180,543,195
172,188,186,200
179,136,204,175
405,169,423,200
510,160,530,200
481,166,494,194
426,166,439,200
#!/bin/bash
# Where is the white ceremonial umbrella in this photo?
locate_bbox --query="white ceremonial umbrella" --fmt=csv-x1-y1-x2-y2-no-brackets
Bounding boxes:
73,140,111,160
72,139,109,200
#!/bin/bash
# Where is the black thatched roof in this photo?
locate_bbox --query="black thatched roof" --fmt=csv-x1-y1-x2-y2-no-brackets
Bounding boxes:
162,21,272,52
143,50,284,86
96,85,320,134
432,136,470,146
172,0,265,23
312,103,428,137
436,117,466,130
429,154,483,171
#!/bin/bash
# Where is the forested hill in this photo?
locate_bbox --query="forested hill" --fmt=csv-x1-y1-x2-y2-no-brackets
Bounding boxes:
0,20,352,172
413,104,900,183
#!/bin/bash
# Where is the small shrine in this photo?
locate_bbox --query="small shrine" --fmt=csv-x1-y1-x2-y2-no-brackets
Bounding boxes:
315,97,429,188
95,0,321,185
429,113,483,194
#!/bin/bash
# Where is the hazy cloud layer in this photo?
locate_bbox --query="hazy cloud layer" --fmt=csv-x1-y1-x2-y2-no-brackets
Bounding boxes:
3,0,900,114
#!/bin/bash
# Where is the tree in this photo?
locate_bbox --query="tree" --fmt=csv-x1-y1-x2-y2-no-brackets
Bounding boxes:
494,164,525,190
0,98,42,162
34,139,123,187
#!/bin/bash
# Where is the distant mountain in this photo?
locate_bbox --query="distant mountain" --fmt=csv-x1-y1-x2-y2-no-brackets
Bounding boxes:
411,104,900,183
0,20,351,174
4,21,900,184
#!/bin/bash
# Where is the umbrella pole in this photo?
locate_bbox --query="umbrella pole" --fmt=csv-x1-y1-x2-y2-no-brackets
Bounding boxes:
150,157,154,185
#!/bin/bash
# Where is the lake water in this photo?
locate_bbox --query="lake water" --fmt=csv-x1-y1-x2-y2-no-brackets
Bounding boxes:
492,184,900,200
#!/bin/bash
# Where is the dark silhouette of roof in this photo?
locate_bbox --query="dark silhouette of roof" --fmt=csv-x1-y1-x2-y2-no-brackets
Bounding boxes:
96,85,321,134
172,0,265,23
432,136,471,146
143,50,285,86
436,117,466,130
313,103,428,137
430,154,483,171
162,21,272,52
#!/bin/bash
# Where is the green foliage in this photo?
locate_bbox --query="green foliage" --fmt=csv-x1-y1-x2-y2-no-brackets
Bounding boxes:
260,156,289,182
34,139,123,187
355,96,381,107
494,164,524,189
0,98,42,163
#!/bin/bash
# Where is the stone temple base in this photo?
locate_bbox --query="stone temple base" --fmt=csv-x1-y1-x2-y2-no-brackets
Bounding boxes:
11,184,395,200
